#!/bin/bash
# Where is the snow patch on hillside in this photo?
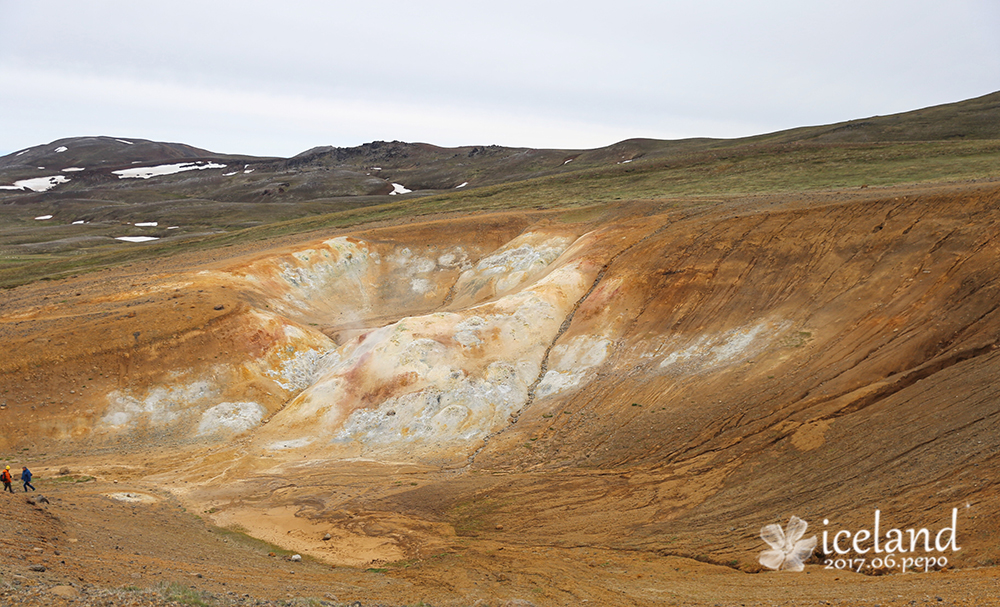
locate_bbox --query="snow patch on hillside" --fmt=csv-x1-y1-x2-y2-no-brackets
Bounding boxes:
116,236,160,243
3,175,70,192
113,161,226,179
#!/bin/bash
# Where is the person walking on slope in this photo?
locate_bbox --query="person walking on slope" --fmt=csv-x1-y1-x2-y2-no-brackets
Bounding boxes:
21,467,35,492
1,466,12,493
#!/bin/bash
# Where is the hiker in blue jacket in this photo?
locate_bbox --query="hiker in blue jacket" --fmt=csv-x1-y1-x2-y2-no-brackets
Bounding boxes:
21,466,35,492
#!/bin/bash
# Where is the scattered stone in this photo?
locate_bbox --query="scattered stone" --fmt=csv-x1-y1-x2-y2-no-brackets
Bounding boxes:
214,304,225,310
268,552,276,557
58,467,71,476
50,585,79,598
495,524,504,530
322,533,332,541
28,564,46,572
33,547,44,553
386,409,396,416
290,554,302,562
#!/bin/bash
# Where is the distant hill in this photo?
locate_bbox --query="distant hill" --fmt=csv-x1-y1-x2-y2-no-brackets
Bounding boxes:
1,91,997,203
748,90,1000,144
0,135,263,171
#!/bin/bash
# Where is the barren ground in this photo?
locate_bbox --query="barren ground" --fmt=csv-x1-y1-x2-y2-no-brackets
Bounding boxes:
3,472,1000,606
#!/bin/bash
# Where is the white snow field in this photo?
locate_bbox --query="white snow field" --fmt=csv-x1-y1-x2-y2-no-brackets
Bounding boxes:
1,175,71,192
112,162,226,180
115,236,161,243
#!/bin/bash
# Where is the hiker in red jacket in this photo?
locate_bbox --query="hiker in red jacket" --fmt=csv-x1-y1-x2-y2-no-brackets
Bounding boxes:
1,466,12,493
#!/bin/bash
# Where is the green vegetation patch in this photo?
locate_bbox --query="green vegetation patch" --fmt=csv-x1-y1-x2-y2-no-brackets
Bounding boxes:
214,524,296,557
157,582,216,607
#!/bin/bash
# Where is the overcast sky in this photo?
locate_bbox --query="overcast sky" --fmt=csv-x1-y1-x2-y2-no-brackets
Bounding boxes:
1,1,998,157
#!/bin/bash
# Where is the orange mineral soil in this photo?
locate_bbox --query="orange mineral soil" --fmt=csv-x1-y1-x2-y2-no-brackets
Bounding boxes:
2,182,1000,606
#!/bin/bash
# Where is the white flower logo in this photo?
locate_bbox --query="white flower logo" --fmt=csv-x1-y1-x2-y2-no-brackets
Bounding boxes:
759,515,817,571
